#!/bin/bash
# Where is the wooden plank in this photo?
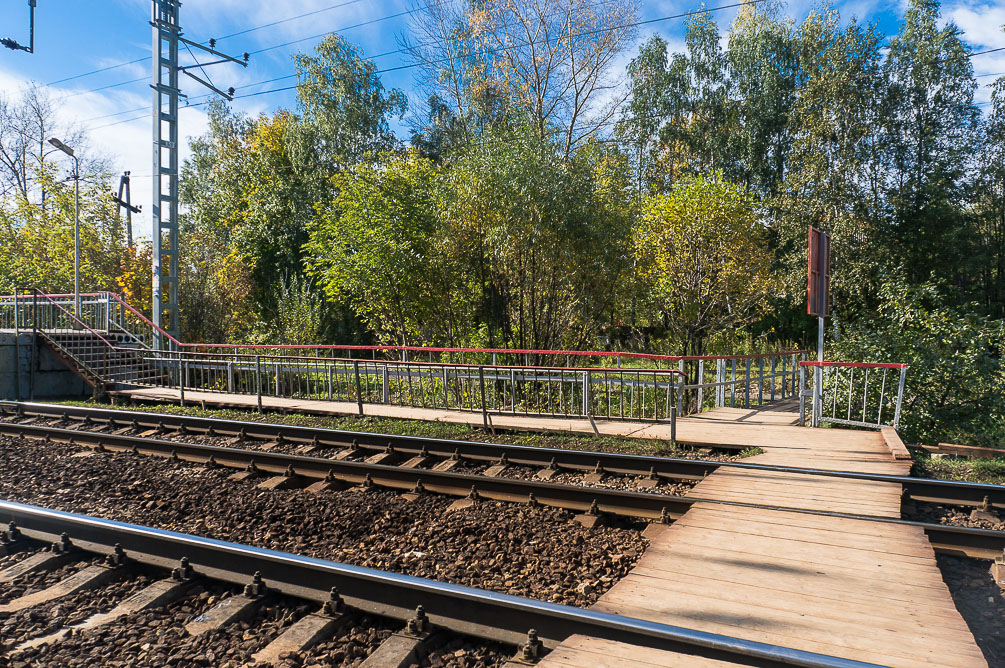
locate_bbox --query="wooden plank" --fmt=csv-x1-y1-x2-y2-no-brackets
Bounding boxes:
621,564,969,621
679,504,927,541
606,572,973,633
598,591,985,668
936,442,1005,460
882,427,913,460
670,516,938,559
642,534,947,577
536,636,742,668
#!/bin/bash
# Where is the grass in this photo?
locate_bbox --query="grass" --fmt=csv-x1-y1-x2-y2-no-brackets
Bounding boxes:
48,398,753,460
911,451,1005,485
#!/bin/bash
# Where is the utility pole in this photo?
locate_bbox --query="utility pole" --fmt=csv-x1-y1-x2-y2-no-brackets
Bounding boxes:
1,0,36,53
150,0,247,347
111,171,141,247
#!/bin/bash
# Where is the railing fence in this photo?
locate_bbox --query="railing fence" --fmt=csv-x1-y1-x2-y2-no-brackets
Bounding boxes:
6,290,904,432
799,361,908,429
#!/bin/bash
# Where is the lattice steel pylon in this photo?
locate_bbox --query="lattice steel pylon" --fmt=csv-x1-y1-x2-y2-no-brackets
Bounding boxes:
151,0,246,347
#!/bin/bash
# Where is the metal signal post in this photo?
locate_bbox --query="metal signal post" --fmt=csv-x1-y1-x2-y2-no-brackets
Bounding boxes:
807,227,830,426
151,0,246,347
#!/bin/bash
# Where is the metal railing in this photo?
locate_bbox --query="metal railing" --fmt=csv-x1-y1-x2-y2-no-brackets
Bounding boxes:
126,348,685,428
799,361,908,429
1,290,809,428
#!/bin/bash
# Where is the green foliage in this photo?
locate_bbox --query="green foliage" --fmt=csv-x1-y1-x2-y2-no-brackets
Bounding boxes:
305,151,449,344
307,131,633,349
180,35,408,343
262,274,325,346
634,174,775,356
830,279,1005,446
882,0,981,287
0,165,149,306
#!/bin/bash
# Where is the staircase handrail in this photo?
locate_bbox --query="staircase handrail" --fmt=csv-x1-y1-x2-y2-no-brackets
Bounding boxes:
30,288,117,357
104,292,183,350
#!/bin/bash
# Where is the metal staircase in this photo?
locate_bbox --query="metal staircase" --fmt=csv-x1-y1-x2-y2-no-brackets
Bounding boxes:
3,291,170,397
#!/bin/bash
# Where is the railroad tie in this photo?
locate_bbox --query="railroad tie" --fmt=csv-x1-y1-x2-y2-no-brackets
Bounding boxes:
12,577,193,653
358,607,434,668
250,610,347,665
0,563,120,613
0,550,73,583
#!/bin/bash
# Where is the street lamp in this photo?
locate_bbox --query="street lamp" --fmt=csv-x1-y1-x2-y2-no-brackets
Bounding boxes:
48,137,80,319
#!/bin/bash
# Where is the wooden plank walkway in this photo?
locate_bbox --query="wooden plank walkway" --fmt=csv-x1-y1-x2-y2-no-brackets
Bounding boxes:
537,417,987,666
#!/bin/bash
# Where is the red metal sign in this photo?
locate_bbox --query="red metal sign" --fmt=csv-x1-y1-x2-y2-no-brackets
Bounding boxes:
807,227,829,317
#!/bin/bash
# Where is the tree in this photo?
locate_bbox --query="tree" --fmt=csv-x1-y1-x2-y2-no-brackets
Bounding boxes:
726,2,797,196
305,151,454,345
179,35,409,343
406,0,639,157
0,165,148,306
770,9,888,329
633,174,774,358
294,34,407,171
0,84,107,206
974,71,1005,316
881,0,981,288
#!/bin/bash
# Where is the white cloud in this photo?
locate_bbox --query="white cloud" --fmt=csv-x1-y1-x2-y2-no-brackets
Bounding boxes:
946,2,1005,47
0,64,212,242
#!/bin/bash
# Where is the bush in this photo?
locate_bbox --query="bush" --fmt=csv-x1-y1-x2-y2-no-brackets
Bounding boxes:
830,279,1005,446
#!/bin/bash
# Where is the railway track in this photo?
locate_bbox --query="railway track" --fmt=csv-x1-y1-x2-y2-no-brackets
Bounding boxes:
0,499,892,667
1,403,1003,559
3,401,1004,511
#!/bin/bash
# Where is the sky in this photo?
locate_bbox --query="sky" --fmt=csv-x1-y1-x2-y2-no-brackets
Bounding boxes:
1,0,1003,241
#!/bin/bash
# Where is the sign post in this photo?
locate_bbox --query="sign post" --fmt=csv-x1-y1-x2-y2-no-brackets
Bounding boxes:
807,227,830,426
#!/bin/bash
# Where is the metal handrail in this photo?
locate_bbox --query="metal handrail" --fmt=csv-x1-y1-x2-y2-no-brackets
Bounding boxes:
799,361,909,429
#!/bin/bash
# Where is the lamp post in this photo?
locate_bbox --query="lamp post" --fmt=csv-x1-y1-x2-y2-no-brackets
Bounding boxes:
47,137,80,319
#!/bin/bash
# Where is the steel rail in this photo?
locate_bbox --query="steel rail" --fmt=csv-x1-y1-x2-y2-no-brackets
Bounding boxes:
0,499,887,668
0,421,692,520
1,419,1003,559
5,401,1004,510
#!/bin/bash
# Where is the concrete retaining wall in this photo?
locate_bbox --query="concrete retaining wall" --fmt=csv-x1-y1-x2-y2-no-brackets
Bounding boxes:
0,331,92,401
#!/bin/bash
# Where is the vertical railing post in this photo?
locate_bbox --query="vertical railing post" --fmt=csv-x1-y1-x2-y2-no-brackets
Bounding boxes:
677,359,685,413
744,358,751,408
178,355,185,407
730,359,736,407
758,357,764,405
30,291,37,400
12,288,20,401
582,370,590,416
256,356,263,412
479,365,488,428
893,367,906,429
510,365,518,411
799,365,806,425
382,365,390,403
717,359,724,407
227,361,234,393
812,365,822,428
274,363,280,397
696,359,704,412
327,364,333,401
353,360,364,416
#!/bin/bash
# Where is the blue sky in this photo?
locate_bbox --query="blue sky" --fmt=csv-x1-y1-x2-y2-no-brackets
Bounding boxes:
1,0,1003,239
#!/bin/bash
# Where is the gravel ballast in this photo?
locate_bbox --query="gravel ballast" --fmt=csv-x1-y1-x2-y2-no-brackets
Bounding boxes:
0,434,647,607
